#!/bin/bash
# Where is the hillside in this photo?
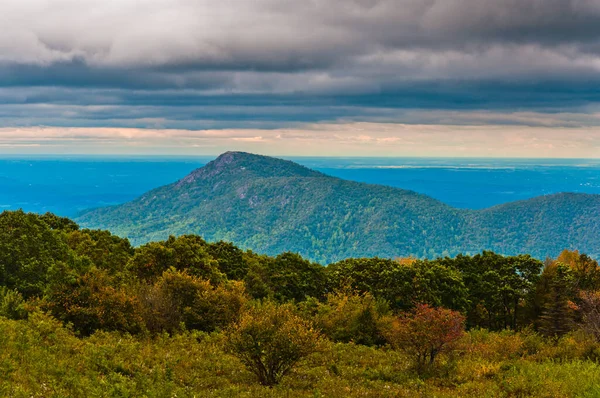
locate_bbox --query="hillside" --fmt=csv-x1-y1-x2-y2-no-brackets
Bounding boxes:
76,152,600,262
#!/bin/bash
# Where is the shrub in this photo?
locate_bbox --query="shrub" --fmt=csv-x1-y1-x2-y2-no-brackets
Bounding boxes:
384,303,465,373
0,286,28,320
226,301,324,386
140,268,247,334
310,290,392,346
44,268,144,335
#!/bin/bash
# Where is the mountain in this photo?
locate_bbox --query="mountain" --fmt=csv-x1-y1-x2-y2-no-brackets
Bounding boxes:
76,152,600,263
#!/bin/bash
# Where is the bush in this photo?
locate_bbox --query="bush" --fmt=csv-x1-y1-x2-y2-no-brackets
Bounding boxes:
44,268,144,335
0,287,28,320
309,290,392,346
384,304,465,373
226,301,324,386
140,268,247,334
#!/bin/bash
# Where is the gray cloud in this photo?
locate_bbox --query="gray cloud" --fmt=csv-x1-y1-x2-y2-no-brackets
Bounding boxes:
3,0,600,69
2,0,600,130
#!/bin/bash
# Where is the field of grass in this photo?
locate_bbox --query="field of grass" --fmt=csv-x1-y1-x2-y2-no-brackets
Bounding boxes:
2,313,600,397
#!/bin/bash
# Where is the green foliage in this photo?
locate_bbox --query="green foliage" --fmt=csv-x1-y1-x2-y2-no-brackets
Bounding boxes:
76,152,600,262
66,229,133,275
437,252,543,330
140,268,247,334
226,301,324,386
2,209,600,394
206,240,249,280
326,257,469,312
44,268,145,336
128,235,224,282
39,212,80,232
268,252,326,302
0,287,28,320
240,251,326,302
0,210,76,297
307,290,392,346
538,263,577,338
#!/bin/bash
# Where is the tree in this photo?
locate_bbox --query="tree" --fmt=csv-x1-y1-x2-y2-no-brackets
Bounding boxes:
538,264,576,338
206,241,249,280
326,257,399,298
326,257,469,312
245,252,326,302
242,253,275,300
226,301,323,386
140,268,247,334
442,252,542,330
384,304,465,374
66,229,134,275
556,250,600,291
39,212,79,232
44,268,144,336
268,252,326,302
128,235,223,283
310,289,391,346
579,290,600,341
0,286,28,320
0,210,78,297
403,260,469,312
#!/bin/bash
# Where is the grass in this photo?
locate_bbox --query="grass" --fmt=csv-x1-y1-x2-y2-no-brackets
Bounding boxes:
1,313,600,397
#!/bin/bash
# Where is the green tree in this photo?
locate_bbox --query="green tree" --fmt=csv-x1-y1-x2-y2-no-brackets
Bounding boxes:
0,210,78,297
326,257,469,312
140,268,247,334
66,229,134,275
404,260,470,312
39,212,79,232
0,287,28,320
441,252,542,330
326,257,399,297
206,241,249,280
309,290,391,346
44,268,144,336
268,252,326,302
245,252,326,302
128,235,223,282
538,263,576,338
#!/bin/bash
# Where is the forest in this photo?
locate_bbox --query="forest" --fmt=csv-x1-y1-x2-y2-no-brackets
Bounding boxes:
2,209,600,397
78,151,600,263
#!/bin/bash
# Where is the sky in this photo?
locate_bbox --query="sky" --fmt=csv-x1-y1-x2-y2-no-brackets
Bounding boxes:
1,0,600,157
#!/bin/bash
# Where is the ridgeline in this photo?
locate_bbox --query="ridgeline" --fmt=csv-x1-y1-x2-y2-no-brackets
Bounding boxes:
77,151,600,262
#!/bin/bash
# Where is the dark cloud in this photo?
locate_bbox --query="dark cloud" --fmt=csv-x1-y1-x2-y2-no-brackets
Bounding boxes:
2,0,600,128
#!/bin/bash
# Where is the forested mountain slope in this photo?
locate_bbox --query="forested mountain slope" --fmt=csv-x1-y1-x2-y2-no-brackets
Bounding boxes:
77,152,600,262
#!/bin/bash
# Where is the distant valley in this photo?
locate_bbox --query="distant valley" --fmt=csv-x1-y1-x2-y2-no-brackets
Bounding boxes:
77,152,600,263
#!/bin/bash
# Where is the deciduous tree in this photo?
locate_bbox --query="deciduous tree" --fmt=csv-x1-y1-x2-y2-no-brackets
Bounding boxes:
384,304,465,373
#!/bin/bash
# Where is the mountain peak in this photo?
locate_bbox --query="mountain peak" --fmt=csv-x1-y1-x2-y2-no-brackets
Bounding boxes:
176,152,324,187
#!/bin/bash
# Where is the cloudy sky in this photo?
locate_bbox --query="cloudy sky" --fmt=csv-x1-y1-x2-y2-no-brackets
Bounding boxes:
1,0,600,157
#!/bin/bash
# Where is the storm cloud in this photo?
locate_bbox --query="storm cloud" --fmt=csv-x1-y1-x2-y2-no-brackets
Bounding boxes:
1,0,600,138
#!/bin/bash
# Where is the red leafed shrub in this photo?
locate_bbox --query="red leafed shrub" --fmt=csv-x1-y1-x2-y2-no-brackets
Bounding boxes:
384,303,465,373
